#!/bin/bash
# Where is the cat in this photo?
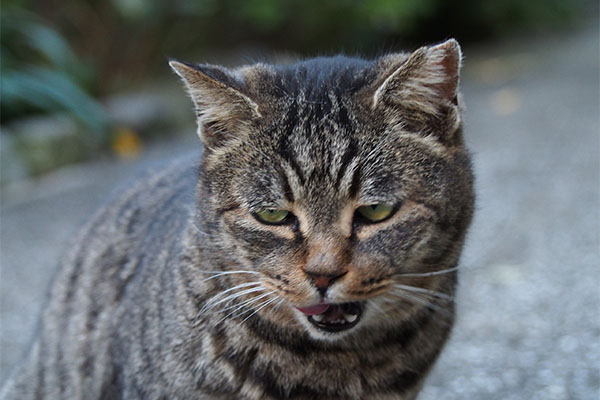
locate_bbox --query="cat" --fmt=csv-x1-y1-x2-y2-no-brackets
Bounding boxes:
2,39,474,400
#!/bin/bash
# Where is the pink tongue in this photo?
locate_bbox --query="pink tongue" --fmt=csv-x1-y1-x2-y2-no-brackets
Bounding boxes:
296,303,330,315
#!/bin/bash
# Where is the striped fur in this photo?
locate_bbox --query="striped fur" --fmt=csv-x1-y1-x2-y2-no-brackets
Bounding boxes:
2,39,474,400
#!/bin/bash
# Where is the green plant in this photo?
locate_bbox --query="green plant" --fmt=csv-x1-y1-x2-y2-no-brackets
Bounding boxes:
1,8,109,136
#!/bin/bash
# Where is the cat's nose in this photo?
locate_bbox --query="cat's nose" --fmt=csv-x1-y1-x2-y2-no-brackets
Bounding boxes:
305,271,347,296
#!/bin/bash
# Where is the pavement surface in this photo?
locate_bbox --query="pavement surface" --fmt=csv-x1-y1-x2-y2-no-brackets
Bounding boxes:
1,24,599,398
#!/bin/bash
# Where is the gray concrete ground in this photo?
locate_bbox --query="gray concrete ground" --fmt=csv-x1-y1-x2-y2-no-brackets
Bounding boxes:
1,24,599,398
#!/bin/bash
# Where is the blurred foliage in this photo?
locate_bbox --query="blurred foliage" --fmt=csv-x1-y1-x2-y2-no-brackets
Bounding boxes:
0,0,587,127
1,7,109,135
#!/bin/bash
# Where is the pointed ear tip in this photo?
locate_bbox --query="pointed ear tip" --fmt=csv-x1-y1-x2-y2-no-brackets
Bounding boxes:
168,59,186,71
168,60,183,76
449,39,462,57
431,39,463,67
433,39,461,53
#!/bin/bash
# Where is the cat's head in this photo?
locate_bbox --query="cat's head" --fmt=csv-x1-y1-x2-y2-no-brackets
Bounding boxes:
171,39,474,341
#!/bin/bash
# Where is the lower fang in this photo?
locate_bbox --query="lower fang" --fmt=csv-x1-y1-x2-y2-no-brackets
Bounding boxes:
312,314,325,322
344,313,357,323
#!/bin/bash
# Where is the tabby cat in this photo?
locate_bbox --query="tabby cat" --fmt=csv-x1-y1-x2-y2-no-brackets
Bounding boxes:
2,39,474,399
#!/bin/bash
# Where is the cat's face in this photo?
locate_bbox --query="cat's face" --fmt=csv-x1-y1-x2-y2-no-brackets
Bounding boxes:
172,40,474,340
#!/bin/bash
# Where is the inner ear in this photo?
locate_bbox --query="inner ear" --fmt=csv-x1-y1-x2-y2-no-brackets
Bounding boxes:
428,39,462,103
169,60,262,148
366,39,463,141
372,39,462,110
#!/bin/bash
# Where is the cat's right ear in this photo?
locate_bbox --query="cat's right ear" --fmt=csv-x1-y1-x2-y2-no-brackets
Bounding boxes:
366,39,463,142
169,60,261,148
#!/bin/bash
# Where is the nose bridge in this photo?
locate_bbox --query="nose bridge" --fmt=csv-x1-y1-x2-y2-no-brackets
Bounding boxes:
304,232,349,278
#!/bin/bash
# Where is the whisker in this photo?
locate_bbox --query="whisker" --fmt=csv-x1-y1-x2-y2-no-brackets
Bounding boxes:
201,284,264,313
241,295,282,323
219,290,275,314
385,290,453,319
272,298,286,312
215,290,276,324
392,284,454,301
269,298,297,326
224,294,275,323
200,270,260,282
192,223,210,236
201,281,262,307
368,299,386,315
395,267,458,278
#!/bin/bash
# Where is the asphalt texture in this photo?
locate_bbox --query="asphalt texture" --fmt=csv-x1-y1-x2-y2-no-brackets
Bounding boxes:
1,24,598,398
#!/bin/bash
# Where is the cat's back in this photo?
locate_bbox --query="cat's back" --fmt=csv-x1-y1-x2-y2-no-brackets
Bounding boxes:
57,152,200,287
2,153,200,400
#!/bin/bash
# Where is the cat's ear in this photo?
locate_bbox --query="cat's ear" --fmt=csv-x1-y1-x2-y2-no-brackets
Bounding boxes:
369,39,463,141
169,60,261,148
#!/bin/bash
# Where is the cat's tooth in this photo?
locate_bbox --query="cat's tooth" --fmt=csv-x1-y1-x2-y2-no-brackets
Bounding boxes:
344,313,357,323
312,314,325,322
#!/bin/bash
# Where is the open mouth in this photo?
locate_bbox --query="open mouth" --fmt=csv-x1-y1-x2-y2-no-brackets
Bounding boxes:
296,302,363,333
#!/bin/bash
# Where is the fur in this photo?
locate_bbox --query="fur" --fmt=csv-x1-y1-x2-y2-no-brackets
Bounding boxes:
2,39,474,400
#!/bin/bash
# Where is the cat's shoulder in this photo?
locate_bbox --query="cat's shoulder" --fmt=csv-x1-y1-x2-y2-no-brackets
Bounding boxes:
72,151,200,247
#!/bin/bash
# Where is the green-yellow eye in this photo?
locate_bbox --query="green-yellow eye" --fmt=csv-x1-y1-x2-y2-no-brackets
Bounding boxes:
356,203,395,223
254,209,290,225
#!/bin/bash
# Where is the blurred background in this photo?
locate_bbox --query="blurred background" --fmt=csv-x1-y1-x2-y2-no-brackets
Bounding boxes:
1,0,598,398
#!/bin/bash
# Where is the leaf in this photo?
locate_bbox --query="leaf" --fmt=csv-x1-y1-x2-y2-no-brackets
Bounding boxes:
1,66,109,136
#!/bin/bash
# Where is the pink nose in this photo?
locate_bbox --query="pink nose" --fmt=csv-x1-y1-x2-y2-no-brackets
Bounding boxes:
306,271,347,295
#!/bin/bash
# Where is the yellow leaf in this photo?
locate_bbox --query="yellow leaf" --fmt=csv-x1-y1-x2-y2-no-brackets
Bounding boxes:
112,127,142,158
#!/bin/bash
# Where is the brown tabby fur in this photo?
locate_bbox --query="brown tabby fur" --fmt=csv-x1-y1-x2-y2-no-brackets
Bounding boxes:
2,39,474,399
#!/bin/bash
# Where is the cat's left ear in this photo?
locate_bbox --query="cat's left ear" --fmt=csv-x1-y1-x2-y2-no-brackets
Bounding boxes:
169,60,262,149
369,39,463,141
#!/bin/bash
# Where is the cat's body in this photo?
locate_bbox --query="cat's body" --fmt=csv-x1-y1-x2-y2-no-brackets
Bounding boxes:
3,40,474,400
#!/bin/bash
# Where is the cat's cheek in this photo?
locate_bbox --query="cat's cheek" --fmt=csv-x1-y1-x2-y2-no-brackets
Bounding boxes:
362,216,432,253
358,298,399,328
403,227,437,265
360,297,422,330
329,260,391,297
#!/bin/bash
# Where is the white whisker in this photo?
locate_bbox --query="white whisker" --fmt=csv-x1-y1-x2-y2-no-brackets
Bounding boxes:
201,281,262,308
392,284,453,301
200,270,261,282
201,284,264,313
241,295,281,323
272,298,286,312
223,294,275,323
386,290,453,318
395,267,458,278
216,290,276,324
368,300,387,317
192,223,210,236
219,290,275,314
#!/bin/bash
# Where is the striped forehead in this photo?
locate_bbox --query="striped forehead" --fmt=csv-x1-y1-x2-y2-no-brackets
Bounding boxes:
277,94,357,194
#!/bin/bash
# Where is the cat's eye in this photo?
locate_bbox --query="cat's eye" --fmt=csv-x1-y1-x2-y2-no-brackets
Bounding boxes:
356,203,395,223
254,209,291,225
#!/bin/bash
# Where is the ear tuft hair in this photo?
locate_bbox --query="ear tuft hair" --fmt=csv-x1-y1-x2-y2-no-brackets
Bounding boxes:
369,39,463,141
169,60,261,149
